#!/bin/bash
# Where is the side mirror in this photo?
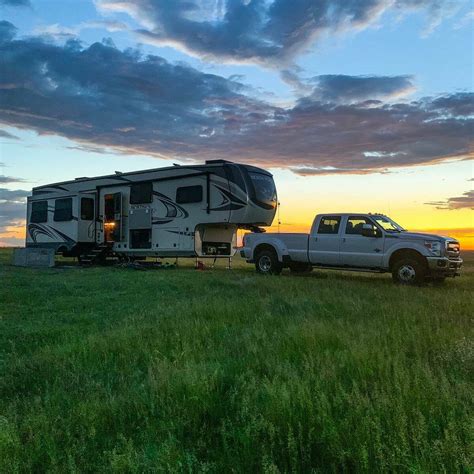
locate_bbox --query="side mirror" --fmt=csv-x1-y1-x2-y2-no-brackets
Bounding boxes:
361,224,382,238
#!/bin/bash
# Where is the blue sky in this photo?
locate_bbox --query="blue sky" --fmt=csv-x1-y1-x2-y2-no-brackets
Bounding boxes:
0,0,473,245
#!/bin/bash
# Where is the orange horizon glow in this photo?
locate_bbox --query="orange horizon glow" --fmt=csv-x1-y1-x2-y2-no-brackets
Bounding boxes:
2,220,473,250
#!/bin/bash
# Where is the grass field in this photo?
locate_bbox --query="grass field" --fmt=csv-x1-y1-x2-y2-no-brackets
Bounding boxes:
1,248,473,472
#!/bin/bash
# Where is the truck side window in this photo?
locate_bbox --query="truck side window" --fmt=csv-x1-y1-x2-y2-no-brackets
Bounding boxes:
317,216,341,234
54,198,73,222
31,201,48,223
346,216,376,235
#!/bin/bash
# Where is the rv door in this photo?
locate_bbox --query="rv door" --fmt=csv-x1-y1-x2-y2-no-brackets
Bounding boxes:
104,192,122,242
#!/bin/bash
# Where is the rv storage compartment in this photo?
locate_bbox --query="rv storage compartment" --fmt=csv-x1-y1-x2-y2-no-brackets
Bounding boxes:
195,224,237,257
130,229,152,249
202,242,231,256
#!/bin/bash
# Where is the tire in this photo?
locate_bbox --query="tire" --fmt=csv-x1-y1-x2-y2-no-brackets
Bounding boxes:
255,249,283,275
289,262,313,274
392,256,426,285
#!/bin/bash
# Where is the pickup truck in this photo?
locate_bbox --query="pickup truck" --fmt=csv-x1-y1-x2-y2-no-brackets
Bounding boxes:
241,213,462,284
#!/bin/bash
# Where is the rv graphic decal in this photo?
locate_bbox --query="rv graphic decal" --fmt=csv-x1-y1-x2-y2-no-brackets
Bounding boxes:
211,185,246,211
152,190,189,222
166,230,195,237
28,223,75,244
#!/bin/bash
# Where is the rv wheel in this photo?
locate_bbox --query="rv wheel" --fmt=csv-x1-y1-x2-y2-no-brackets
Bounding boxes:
255,250,282,275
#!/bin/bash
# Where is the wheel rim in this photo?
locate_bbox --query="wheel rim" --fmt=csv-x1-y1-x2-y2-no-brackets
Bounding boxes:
398,264,416,282
258,255,272,272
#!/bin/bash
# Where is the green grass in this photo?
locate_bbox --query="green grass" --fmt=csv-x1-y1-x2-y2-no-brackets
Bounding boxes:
1,249,473,472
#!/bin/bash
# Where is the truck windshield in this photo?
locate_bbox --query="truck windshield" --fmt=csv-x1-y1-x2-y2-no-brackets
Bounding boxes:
249,172,276,204
372,215,405,233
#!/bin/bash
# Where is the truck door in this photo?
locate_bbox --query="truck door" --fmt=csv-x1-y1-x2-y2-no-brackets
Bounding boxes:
340,216,384,268
308,215,342,265
104,192,122,242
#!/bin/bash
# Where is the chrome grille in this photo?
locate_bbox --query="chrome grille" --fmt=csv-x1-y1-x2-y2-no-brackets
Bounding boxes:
446,241,460,259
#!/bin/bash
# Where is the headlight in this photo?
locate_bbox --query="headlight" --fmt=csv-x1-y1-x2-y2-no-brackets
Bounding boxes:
424,241,442,256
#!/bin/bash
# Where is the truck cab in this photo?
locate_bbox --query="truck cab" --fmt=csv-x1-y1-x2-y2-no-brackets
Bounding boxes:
241,213,463,284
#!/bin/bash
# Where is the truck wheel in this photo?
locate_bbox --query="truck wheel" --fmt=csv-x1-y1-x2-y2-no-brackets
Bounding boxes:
289,263,313,274
255,250,282,275
392,256,426,285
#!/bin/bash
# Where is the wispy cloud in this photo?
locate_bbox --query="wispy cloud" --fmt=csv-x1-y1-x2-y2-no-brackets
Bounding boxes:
0,21,473,176
33,20,129,40
425,190,474,210
0,129,19,139
0,175,26,184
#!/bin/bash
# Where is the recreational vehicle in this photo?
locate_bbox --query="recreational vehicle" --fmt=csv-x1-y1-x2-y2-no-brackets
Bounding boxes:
26,160,277,263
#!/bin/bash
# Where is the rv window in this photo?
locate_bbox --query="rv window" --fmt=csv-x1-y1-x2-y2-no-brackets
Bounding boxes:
176,185,202,204
54,198,73,222
249,172,276,203
31,201,48,223
130,182,153,204
81,198,94,220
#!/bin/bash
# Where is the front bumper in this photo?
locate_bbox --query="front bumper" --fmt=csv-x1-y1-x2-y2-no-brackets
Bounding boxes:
426,256,463,277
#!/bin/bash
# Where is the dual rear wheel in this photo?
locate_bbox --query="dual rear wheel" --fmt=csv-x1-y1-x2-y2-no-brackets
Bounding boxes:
255,250,312,275
255,250,282,275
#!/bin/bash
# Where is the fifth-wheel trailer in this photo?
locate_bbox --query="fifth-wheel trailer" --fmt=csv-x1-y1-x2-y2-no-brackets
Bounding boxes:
26,160,277,263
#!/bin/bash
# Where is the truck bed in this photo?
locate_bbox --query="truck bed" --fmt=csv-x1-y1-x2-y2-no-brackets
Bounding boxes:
245,232,310,263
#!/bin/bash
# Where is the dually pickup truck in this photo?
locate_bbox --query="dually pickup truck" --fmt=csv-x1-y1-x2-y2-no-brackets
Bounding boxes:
241,213,462,284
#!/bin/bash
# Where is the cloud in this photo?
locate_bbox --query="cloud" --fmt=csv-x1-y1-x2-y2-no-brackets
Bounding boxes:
0,187,28,236
0,22,473,176
0,129,19,139
0,175,26,184
0,20,17,42
97,0,463,66
0,0,30,6
289,167,390,176
33,20,129,40
308,75,416,104
0,188,29,201
425,190,474,210
454,9,474,29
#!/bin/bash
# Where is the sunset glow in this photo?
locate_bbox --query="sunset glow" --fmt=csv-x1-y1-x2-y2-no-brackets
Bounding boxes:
0,0,472,248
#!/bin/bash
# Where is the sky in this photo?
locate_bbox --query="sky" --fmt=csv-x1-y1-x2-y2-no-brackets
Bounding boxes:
0,0,473,247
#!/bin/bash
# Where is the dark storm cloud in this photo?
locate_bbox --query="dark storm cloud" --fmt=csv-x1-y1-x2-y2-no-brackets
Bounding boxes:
426,190,474,210
98,0,461,66
0,23,473,175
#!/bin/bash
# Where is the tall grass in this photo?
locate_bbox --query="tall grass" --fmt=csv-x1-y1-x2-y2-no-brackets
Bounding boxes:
1,249,473,472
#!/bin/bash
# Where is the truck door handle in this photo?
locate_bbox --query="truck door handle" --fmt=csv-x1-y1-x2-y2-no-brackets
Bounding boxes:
342,238,346,243
374,248,381,253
